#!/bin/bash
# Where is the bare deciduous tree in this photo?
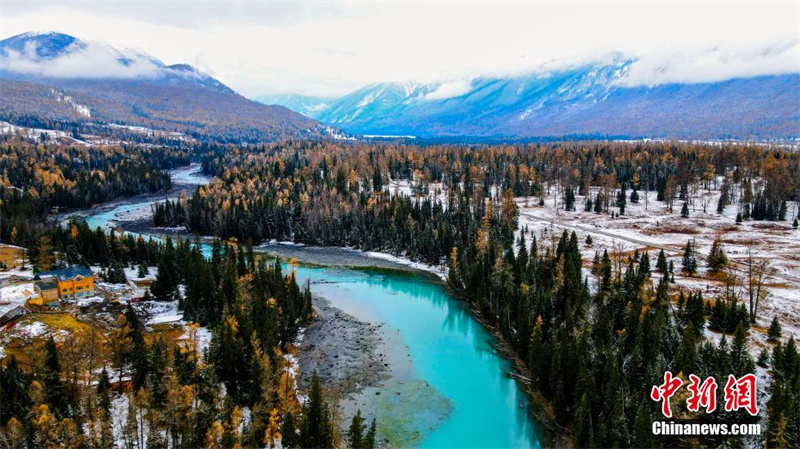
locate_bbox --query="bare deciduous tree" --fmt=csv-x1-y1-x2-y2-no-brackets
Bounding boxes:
745,246,772,324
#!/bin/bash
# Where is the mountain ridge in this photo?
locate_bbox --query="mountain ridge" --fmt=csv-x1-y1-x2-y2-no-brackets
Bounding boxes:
0,31,323,142
257,59,799,140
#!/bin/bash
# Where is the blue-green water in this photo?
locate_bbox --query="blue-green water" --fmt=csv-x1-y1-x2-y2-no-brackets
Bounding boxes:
292,266,543,448
76,167,545,448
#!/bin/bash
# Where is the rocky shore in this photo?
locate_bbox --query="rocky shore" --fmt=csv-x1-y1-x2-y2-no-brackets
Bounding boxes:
297,296,390,395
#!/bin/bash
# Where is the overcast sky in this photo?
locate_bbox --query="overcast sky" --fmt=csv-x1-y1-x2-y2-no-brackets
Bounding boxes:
1,1,798,97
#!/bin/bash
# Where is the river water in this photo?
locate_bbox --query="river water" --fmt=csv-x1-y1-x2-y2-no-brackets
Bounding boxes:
79,163,545,448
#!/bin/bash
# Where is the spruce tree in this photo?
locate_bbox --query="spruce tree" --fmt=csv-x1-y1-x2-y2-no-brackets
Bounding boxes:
347,410,365,449
768,316,782,341
43,336,68,417
97,367,111,413
564,186,575,211
675,323,699,374
757,347,771,367
281,412,297,449
137,262,148,278
300,371,333,449
365,419,377,449
731,321,755,376
632,403,656,448
150,238,179,301
707,237,728,272
681,240,697,276
656,249,668,274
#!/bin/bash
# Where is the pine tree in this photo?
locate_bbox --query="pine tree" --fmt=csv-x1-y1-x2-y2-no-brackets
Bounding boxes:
35,235,56,272
656,249,668,274
632,403,656,448
675,323,699,374
347,409,365,449
282,412,298,449
757,347,771,367
707,237,728,272
682,240,697,276
137,262,148,278
0,356,30,427
564,186,575,211
364,419,376,449
43,336,69,418
768,316,782,341
731,321,755,376
447,247,462,291
681,201,690,218
150,238,179,301
299,371,333,449
97,367,111,413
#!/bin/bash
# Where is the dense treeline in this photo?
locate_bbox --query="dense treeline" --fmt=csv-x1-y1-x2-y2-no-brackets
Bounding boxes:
173,141,800,256
173,140,800,447
2,216,360,448
0,137,190,247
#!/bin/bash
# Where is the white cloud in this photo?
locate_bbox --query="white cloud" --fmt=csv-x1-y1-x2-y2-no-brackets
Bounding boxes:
0,37,162,79
0,2,798,96
623,40,800,87
424,79,473,100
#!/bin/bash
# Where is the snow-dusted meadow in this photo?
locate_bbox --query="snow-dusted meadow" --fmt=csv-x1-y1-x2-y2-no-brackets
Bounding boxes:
514,186,800,343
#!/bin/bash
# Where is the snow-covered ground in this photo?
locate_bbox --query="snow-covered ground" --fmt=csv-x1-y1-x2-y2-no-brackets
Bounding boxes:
514,185,800,345
0,282,36,304
0,121,89,146
137,300,183,325
387,178,449,207
363,250,447,281
123,265,157,282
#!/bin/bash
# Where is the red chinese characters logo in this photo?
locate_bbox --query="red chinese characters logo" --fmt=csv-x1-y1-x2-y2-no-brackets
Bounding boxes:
651,372,758,417
724,374,759,416
650,371,683,418
686,374,717,413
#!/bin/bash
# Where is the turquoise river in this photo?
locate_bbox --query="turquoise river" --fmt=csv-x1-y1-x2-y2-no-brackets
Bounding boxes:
80,164,545,448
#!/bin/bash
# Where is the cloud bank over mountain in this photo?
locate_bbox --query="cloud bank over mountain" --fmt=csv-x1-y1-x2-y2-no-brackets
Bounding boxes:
622,40,800,87
1,31,169,79
1,2,797,97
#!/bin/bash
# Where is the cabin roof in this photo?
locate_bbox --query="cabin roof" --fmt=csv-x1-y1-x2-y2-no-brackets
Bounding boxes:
38,266,93,281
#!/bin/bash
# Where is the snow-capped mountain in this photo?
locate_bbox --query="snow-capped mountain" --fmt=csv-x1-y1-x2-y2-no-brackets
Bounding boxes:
0,31,321,142
0,31,236,94
260,58,799,140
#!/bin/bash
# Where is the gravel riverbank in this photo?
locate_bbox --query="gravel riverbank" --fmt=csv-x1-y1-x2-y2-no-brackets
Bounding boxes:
297,296,390,395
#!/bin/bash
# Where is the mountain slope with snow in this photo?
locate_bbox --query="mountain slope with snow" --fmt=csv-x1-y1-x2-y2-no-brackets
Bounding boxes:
262,58,799,140
0,31,321,142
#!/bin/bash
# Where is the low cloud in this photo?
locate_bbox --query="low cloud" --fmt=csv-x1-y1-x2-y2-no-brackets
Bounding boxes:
622,40,800,87
0,37,163,79
424,79,473,101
